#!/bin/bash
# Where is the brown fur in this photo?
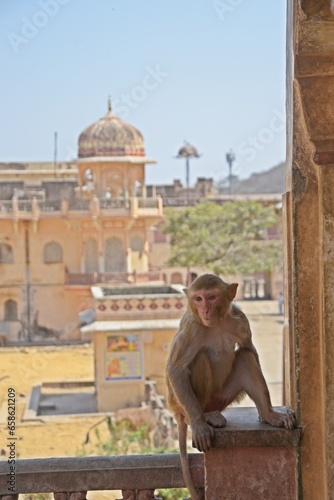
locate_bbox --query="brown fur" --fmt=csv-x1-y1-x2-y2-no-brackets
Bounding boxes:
166,273,296,500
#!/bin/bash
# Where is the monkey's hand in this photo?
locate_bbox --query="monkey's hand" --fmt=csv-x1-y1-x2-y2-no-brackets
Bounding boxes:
191,419,215,452
261,409,297,430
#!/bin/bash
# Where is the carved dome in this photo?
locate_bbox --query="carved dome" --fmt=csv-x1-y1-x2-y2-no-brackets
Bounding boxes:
78,100,145,158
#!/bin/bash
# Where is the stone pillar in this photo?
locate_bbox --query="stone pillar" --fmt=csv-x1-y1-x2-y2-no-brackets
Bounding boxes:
126,247,132,274
130,197,138,217
286,1,334,498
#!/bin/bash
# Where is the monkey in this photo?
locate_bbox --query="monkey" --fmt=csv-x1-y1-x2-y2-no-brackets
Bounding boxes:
166,273,296,500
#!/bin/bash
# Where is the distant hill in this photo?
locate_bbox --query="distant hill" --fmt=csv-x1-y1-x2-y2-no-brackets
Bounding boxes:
228,162,285,194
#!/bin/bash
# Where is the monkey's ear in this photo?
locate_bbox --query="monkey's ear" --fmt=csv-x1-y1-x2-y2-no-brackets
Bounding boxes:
228,283,238,300
183,288,188,296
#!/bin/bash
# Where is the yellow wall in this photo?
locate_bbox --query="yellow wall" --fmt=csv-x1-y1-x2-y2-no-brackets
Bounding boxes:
94,327,176,412
31,219,81,281
0,213,155,341
142,328,174,398
0,221,26,284
32,286,93,339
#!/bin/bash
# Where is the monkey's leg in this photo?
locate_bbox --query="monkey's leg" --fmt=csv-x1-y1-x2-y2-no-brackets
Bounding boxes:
189,350,214,410
204,410,227,428
190,351,226,429
220,349,296,429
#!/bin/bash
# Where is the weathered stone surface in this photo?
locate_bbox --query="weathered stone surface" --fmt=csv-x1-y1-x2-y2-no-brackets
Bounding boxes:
286,1,334,499
204,407,300,499
0,454,204,494
205,447,298,500
209,407,301,449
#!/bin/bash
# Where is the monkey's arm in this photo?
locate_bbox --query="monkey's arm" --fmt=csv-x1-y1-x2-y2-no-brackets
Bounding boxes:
166,332,214,451
230,306,260,362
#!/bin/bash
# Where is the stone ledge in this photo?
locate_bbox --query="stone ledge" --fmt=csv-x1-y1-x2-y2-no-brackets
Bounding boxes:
0,407,301,495
205,407,301,500
210,407,302,449
0,454,204,494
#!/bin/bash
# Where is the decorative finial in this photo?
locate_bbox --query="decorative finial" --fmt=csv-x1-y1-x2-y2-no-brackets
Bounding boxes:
108,96,112,113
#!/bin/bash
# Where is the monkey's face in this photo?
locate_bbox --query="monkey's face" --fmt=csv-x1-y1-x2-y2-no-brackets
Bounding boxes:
190,288,230,327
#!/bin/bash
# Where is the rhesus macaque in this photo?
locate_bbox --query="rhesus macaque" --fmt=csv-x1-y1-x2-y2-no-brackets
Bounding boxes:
166,273,296,500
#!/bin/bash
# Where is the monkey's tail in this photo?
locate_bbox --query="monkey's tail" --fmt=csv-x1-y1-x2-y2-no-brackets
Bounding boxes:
176,413,199,500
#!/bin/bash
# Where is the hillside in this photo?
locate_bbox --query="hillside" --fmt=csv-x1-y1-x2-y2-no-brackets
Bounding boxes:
229,162,285,194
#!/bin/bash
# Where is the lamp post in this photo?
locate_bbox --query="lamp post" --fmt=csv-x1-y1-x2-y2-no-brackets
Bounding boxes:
176,142,200,197
226,149,236,195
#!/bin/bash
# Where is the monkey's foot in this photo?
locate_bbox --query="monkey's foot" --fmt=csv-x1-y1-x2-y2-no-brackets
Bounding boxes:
205,410,227,428
261,409,297,430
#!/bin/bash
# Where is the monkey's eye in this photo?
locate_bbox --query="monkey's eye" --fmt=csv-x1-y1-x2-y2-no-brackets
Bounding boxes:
194,296,202,302
208,295,216,300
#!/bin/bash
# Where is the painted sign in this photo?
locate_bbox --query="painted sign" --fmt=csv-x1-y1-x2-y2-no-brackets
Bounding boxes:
105,334,142,381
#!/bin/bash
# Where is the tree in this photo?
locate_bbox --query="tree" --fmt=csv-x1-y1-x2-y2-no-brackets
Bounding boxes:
162,200,282,276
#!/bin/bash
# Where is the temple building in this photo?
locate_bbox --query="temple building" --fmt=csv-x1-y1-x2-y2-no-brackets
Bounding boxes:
0,101,163,343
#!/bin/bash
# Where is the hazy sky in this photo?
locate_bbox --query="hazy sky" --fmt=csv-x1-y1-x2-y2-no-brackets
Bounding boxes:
1,1,287,185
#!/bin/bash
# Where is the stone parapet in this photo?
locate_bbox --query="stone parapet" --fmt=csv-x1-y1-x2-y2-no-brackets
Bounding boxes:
0,197,162,220
0,454,204,496
0,407,301,499
205,407,301,500
95,295,186,320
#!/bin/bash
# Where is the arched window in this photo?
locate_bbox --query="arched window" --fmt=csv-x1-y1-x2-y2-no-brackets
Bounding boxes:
85,237,99,273
0,243,13,264
4,300,18,321
44,242,63,264
105,237,126,273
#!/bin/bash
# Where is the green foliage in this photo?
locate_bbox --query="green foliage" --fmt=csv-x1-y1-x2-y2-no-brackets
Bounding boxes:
157,488,189,499
104,417,154,455
78,418,153,456
163,200,282,275
78,418,190,498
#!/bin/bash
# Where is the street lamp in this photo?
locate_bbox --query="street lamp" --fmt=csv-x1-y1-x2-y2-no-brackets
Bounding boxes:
176,141,200,194
226,149,236,195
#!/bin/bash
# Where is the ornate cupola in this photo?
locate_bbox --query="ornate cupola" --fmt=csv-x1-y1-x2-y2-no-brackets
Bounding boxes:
78,99,145,158
77,100,156,198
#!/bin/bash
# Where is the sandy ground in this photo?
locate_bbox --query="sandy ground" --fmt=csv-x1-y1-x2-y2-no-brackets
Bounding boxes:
0,300,284,497
0,344,99,457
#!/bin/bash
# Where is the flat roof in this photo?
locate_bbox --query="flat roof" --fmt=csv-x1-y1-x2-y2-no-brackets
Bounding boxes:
78,156,157,164
80,318,180,333
91,283,184,298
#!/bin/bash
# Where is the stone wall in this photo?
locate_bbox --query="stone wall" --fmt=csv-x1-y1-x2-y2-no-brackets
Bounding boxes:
285,1,334,498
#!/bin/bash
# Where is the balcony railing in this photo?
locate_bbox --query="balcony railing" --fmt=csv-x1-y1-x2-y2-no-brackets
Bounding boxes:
138,198,161,209
67,199,91,210
100,198,131,210
65,271,164,286
0,454,204,498
0,197,163,219
38,200,63,211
